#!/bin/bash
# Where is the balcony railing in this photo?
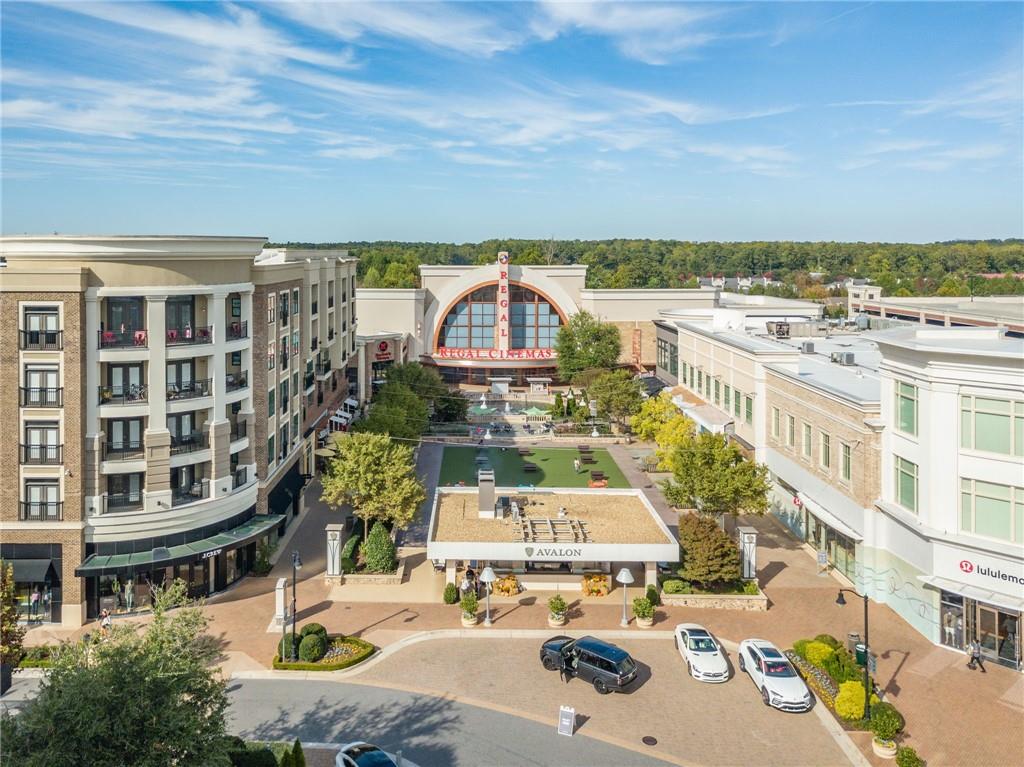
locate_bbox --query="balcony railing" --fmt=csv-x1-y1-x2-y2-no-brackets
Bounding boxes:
20,444,63,465
98,329,148,349
172,482,208,506
310,336,318,352
226,372,248,392
20,387,63,408
166,326,211,346
316,360,332,378
20,329,63,350
104,440,144,460
232,467,248,489
99,383,148,405
328,329,335,341
230,420,247,441
166,379,212,401
170,432,208,455
20,501,63,521
105,492,143,512
227,320,248,340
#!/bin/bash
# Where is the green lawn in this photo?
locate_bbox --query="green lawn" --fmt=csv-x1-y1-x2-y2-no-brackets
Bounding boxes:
438,446,630,488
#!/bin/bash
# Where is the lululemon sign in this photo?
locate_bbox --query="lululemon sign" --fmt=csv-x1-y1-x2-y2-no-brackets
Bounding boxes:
933,545,1024,594
497,251,510,352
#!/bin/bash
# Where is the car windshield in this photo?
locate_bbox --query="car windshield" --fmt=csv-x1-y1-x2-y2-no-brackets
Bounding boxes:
616,657,636,675
688,637,717,652
764,660,796,677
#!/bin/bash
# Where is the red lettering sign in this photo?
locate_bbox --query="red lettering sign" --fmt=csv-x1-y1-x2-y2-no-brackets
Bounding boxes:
434,348,557,361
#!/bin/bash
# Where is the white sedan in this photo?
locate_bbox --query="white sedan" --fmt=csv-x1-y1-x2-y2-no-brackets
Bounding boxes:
737,638,813,713
674,623,730,683
336,741,419,767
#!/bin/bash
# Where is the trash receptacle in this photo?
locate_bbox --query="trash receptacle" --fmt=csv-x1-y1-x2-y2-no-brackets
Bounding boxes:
855,643,867,665
847,632,861,653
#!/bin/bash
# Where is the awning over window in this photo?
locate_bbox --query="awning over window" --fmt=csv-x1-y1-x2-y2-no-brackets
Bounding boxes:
74,515,285,577
918,575,1024,613
343,398,359,408
4,559,55,583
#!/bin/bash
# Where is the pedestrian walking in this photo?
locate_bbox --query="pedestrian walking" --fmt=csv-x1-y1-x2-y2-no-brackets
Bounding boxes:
573,458,581,474
29,587,40,619
100,609,112,634
967,638,986,672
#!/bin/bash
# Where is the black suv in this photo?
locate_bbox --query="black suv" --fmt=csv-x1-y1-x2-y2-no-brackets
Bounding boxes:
539,635,638,694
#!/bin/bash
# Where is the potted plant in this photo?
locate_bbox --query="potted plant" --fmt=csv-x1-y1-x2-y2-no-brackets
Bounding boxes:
870,702,903,759
547,594,568,627
632,596,655,628
460,592,478,627
100,387,113,403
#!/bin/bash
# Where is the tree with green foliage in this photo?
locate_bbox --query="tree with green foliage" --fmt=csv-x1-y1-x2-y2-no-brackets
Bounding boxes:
661,431,770,517
386,362,445,407
677,513,741,588
2,579,230,767
361,521,398,573
355,382,427,439
322,433,426,544
554,310,622,382
588,370,644,429
1,562,26,693
292,740,306,767
630,392,679,441
654,415,696,470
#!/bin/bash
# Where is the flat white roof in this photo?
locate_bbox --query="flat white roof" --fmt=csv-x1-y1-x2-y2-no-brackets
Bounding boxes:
867,326,1024,359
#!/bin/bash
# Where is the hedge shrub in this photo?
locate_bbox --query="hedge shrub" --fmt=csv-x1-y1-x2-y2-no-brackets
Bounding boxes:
361,522,397,574
814,633,842,650
632,597,654,620
278,632,298,660
896,746,923,767
228,745,277,767
662,579,692,595
341,521,364,561
804,640,837,667
299,623,328,640
298,633,327,663
272,637,375,671
835,680,875,721
870,701,905,741
443,583,459,604
340,557,356,574
792,639,810,660
645,584,661,607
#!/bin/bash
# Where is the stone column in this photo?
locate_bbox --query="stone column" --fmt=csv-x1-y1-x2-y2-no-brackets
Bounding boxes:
644,561,658,590
84,293,103,513
144,296,171,510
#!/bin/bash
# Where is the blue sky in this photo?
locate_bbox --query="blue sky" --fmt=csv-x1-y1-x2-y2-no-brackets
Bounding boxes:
2,2,1022,242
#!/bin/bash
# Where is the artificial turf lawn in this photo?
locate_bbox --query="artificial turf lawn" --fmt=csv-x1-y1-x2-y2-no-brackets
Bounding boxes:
438,446,630,488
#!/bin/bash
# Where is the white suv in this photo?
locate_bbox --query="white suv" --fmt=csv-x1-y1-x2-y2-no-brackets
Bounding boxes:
737,639,813,712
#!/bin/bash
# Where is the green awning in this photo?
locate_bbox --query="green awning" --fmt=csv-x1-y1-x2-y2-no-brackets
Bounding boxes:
75,514,285,577
4,559,55,583
523,406,548,416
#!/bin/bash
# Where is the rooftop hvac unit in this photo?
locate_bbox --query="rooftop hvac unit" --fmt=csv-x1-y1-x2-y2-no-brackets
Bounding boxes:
801,341,815,354
477,469,496,518
771,321,790,338
831,352,856,366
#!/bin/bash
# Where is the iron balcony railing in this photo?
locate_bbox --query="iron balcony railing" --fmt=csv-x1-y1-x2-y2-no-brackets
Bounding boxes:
170,432,208,455
230,420,247,441
232,467,248,489
20,329,63,350
166,326,212,345
166,379,212,401
20,387,63,407
20,501,63,521
172,482,208,506
226,372,248,392
98,329,148,349
104,440,144,460
105,492,143,512
99,383,148,405
316,360,332,377
227,320,248,340
20,444,63,465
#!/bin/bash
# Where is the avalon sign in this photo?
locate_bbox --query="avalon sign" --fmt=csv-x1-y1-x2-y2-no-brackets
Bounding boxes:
526,546,583,559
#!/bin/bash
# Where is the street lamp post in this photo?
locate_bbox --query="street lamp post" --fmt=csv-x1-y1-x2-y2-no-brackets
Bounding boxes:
291,551,302,662
480,566,496,627
836,588,871,720
615,567,634,627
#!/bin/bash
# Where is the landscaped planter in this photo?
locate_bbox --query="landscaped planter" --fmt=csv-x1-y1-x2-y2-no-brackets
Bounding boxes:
272,636,375,671
461,613,478,627
660,589,768,611
547,613,566,628
872,738,898,759
635,615,655,628
339,557,406,585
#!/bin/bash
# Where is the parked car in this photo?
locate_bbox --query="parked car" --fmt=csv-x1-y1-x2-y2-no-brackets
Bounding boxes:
336,741,416,767
673,623,730,683
737,639,813,712
539,635,638,694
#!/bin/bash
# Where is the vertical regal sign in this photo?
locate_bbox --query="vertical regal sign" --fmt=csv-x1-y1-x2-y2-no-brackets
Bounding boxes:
497,251,511,352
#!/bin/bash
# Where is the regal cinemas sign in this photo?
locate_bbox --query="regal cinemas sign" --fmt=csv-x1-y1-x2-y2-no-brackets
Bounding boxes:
435,347,556,361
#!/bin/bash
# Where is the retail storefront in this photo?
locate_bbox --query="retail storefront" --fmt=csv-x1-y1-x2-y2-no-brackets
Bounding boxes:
0,543,63,624
76,509,284,619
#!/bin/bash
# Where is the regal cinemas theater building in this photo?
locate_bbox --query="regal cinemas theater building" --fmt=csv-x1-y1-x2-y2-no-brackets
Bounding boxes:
355,252,720,385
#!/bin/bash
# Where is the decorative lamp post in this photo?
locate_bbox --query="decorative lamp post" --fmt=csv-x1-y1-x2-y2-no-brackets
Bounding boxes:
615,567,634,627
836,588,871,720
479,566,497,627
291,551,302,661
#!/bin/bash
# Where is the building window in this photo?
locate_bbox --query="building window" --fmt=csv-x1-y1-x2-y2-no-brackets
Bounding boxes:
802,423,812,459
24,479,60,518
895,381,918,436
713,380,720,406
771,407,780,438
311,286,319,315
267,299,275,325
744,396,753,425
279,292,289,327
292,372,299,398
724,385,731,411
268,388,275,418
960,395,1024,457
894,456,918,513
267,343,275,371
231,297,241,318
960,479,1023,543
733,391,741,418
841,443,852,482
23,306,60,348
267,435,275,466
279,425,289,459
820,432,831,469
292,288,300,318
292,413,299,442
280,380,289,413
697,370,704,395
656,338,678,377
787,415,795,447
688,366,695,389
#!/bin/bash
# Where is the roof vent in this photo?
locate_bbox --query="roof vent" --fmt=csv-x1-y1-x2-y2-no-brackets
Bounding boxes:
830,351,856,366
801,341,815,354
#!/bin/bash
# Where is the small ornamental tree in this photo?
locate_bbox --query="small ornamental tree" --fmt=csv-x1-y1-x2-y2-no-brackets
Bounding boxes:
661,431,770,518
676,513,741,588
361,522,398,573
555,310,622,382
589,370,644,429
630,393,679,441
356,381,428,439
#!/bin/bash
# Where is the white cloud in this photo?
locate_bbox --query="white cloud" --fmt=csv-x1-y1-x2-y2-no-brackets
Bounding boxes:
863,139,942,155
445,152,522,167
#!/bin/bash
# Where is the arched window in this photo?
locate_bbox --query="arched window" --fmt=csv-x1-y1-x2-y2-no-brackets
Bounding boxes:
439,285,497,349
437,283,563,350
509,285,562,348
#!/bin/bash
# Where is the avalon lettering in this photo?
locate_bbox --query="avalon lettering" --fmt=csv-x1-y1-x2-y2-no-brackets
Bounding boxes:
529,547,583,558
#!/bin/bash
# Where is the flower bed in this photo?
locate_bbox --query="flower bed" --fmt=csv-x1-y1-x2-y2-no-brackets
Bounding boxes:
581,572,609,596
492,573,520,596
272,635,375,671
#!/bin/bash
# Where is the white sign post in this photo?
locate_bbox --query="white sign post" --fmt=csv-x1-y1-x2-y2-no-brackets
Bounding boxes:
557,706,575,737
273,577,287,627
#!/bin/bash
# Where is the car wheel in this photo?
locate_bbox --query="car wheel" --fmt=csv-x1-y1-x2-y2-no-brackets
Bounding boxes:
594,678,611,695
542,655,558,672
761,687,771,707
738,655,746,672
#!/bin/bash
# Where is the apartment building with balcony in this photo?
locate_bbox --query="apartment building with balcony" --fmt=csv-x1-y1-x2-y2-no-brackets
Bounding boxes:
0,236,357,627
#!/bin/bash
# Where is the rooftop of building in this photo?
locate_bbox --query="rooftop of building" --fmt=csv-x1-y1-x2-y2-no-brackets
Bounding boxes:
867,326,1024,359
0,234,268,260
858,294,1024,324
256,247,354,264
431,487,673,545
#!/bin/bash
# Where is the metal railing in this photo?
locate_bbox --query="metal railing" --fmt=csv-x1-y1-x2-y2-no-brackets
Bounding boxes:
172,482,208,506
20,501,63,521
98,329,148,348
316,360,332,377
230,420,247,441
310,336,318,351
20,444,63,465
166,379,212,401
166,326,211,345
20,329,63,350
99,383,148,405
328,329,335,341
227,320,248,340
104,440,144,460
170,432,208,455
226,372,248,392
105,492,143,512
20,387,63,407
232,467,248,489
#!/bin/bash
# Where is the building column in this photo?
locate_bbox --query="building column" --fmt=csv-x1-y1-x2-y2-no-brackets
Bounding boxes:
644,561,658,590
84,292,103,513
145,296,171,510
